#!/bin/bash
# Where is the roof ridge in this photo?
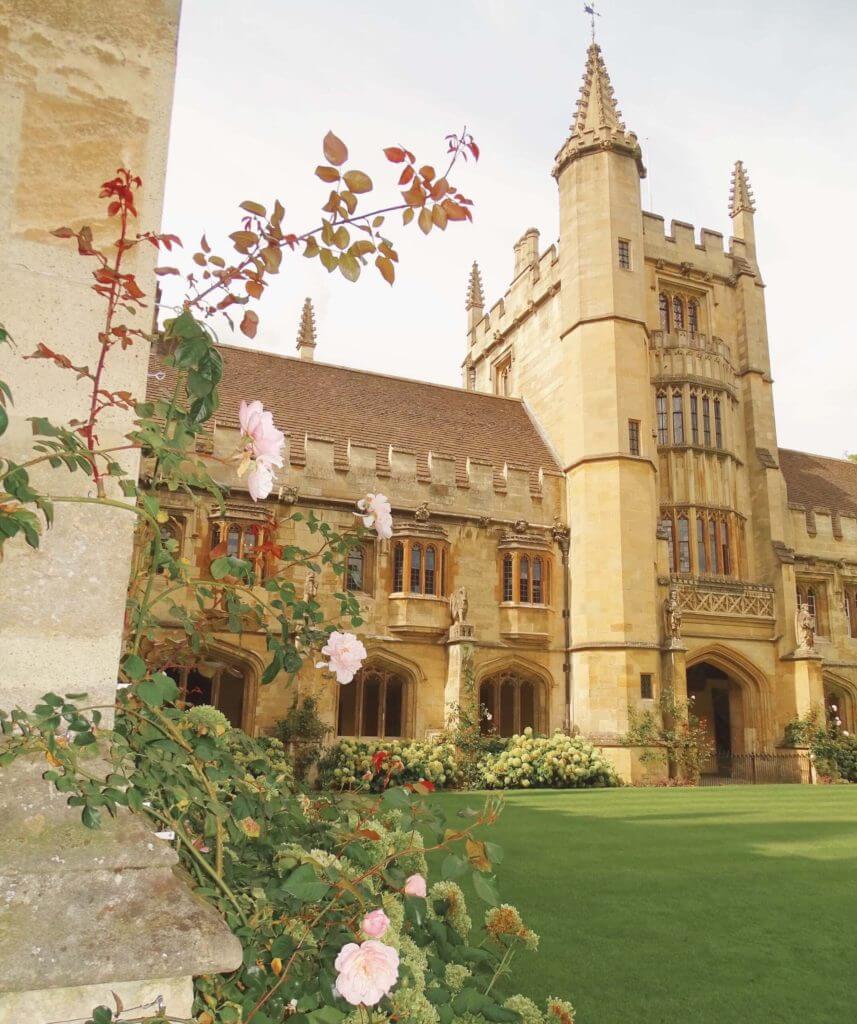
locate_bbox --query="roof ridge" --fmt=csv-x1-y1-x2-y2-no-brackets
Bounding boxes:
211,341,529,405
779,446,856,467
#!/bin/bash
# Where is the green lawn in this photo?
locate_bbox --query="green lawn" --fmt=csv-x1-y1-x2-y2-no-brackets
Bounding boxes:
430,786,857,1024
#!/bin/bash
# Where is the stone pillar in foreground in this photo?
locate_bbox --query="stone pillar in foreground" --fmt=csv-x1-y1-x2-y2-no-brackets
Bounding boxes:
0,4,242,1019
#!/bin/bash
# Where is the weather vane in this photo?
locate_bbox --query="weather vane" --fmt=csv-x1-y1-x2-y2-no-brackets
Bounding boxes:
584,3,601,43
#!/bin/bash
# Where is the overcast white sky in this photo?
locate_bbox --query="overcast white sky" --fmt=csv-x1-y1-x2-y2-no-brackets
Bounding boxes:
161,0,857,458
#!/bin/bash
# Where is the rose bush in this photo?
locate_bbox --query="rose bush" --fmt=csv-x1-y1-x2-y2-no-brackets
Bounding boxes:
319,738,461,791
477,729,619,790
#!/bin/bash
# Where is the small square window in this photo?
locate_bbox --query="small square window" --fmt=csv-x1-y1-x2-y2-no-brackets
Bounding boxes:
640,673,654,700
628,419,641,456
618,238,631,270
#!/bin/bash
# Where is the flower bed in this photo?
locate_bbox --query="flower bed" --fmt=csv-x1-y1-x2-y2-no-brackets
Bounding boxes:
318,738,461,790
478,728,619,789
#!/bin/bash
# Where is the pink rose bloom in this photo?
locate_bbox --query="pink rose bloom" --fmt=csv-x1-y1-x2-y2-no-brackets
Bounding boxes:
239,400,286,468
361,909,390,939
403,874,427,898
316,631,367,685
247,462,274,501
356,493,393,540
334,939,399,1006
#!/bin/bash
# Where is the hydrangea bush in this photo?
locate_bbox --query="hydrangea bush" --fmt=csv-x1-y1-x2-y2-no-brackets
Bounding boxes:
478,729,619,790
319,738,461,791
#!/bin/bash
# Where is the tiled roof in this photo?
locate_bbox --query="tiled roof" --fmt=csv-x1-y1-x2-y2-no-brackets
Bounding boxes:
146,343,561,485
778,448,857,518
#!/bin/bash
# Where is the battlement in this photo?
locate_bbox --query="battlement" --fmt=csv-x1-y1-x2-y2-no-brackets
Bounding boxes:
469,236,560,354
642,211,745,279
210,423,564,524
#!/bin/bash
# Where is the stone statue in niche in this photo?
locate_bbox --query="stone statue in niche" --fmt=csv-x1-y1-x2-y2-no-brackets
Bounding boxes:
450,585,469,624
795,602,816,652
663,588,683,647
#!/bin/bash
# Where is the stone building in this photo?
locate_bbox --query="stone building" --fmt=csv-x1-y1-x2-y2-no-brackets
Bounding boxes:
146,41,857,777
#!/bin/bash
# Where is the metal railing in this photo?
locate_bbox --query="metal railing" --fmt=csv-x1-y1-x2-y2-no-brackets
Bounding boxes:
698,751,812,786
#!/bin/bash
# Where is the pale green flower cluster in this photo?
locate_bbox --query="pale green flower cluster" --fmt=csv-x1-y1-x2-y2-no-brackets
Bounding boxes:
319,738,461,789
503,995,544,1024
478,728,619,789
443,962,472,993
428,880,472,939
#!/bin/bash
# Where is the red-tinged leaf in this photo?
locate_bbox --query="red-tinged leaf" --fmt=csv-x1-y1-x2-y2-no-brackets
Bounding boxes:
442,199,468,222
240,200,266,216
402,208,415,226
343,170,372,194
124,277,145,300
432,204,448,230
356,828,382,841
323,131,348,167
271,199,285,229
398,166,414,187
430,177,450,201
468,139,481,161
193,253,206,266
350,239,375,257
107,201,121,217
51,226,75,238
246,280,263,299
372,215,385,228
341,191,357,216
418,208,433,235
375,255,395,286
77,226,96,255
419,165,435,182
201,234,211,253
240,309,259,339
383,146,406,163
402,182,425,207
315,165,340,183
154,266,179,276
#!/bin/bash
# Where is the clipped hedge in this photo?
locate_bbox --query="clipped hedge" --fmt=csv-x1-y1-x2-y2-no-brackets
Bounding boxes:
813,731,857,781
478,728,619,789
318,737,461,790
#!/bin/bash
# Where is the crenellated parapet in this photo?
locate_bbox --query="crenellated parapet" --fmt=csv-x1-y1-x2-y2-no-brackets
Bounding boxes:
209,423,564,525
642,213,752,283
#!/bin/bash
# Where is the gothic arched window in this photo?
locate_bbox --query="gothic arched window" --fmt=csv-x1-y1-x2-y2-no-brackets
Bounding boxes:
479,671,544,737
502,553,514,602
659,292,670,332
677,516,691,573
672,391,684,444
714,398,723,448
696,514,708,574
337,665,409,738
672,296,685,330
688,299,699,334
519,555,530,603
656,392,668,445
409,543,422,593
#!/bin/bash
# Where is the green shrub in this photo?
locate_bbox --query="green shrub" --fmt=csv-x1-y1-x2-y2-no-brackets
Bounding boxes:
478,728,619,789
318,737,461,790
812,731,857,781
274,695,331,781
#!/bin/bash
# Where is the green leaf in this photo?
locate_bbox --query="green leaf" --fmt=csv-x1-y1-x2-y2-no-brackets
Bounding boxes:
282,863,330,902
472,871,499,906
441,854,467,881
308,1007,345,1024
122,654,147,681
81,805,102,829
381,785,411,810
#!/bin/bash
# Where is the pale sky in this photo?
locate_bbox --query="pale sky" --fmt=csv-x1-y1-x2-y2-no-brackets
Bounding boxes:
161,0,857,459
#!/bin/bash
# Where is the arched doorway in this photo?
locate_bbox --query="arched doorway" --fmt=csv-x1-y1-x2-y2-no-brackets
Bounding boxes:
685,645,773,760
478,668,547,737
824,675,857,735
336,662,414,739
166,651,258,733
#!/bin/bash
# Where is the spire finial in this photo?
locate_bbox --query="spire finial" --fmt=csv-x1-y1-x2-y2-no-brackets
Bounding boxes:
465,261,485,312
729,160,756,218
571,41,625,136
296,297,317,361
583,3,601,44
